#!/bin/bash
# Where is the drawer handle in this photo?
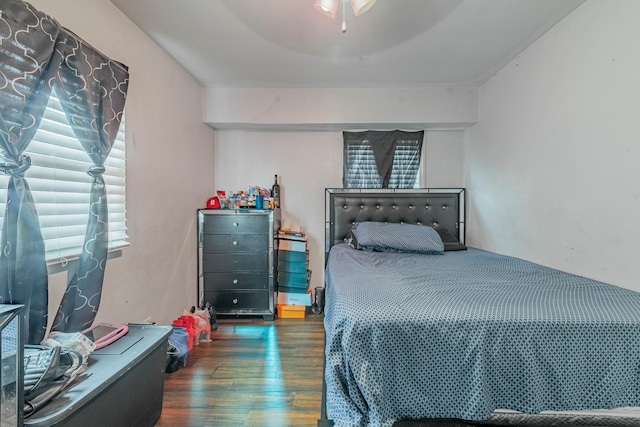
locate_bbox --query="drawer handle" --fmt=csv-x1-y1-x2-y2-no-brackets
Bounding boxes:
232,298,238,304
233,222,238,227
233,279,238,284
233,241,238,246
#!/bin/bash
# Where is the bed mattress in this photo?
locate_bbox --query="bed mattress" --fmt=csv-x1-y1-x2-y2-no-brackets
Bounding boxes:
324,244,640,427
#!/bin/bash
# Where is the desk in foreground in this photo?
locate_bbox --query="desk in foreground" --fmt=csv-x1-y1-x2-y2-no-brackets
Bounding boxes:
25,324,171,427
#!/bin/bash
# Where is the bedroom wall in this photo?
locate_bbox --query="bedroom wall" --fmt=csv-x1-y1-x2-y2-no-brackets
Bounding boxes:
28,0,216,327
214,130,465,291
465,0,640,291
207,84,473,292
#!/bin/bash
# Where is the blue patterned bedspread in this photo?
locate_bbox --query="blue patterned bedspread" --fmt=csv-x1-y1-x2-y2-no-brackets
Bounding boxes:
324,244,640,427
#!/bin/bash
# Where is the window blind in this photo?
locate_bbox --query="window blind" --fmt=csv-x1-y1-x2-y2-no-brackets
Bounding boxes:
388,138,422,188
0,90,128,262
344,142,383,188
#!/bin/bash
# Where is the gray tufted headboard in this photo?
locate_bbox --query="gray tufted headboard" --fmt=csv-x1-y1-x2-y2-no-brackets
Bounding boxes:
324,188,465,261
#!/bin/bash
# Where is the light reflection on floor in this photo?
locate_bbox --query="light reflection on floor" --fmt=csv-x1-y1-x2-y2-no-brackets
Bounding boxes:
187,322,289,423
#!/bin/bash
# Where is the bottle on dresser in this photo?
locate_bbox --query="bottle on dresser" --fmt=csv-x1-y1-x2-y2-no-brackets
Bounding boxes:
271,174,281,209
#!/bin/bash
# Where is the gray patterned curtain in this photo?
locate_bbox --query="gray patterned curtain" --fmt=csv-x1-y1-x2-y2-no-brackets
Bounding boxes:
0,1,62,344
52,31,129,332
0,0,129,341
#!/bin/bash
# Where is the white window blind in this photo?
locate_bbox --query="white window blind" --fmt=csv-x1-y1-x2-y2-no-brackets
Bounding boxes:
0,89,128,262
344,142,382,188
388,139,422,188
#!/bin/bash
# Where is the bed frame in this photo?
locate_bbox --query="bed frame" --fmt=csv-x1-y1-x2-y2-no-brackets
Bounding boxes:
318,188,640,427
319,188,465,427
324,188,465,264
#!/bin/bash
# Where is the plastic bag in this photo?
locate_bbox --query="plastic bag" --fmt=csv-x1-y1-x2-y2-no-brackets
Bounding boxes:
168,325,189,367
46,331,95,368
183,307,212,343
191,308,211,342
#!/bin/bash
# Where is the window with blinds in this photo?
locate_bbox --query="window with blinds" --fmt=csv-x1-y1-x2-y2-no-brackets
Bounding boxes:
343,130,423,189
344,142,383,188
0,89,128,263
389,139,421,188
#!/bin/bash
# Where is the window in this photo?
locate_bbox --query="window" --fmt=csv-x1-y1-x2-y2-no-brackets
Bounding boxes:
343,130,424,188
0,89,128,263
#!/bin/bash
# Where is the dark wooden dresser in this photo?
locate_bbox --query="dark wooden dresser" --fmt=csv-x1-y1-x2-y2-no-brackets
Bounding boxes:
198,209,280,320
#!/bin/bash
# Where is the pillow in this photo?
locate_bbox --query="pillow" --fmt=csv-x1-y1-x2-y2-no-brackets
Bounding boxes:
351,221,444,254
433,225,467,252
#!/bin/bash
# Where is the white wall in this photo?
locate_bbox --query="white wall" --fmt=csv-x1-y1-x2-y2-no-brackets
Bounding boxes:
214,130,464,290
465,0,640,290
204,87,478,130
29,0,216,327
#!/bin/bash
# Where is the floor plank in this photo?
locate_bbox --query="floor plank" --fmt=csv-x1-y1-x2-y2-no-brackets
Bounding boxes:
156,314,325,427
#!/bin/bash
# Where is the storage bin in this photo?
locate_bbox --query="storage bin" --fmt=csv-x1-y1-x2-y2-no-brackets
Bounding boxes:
278,250,308,263
277,304,306,319
278,270,310,286
278,259,308,274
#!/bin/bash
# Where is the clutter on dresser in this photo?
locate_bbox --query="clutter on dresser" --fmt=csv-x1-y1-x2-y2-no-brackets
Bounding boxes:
207,186,274,209
206,175,283,210
271,174,281,208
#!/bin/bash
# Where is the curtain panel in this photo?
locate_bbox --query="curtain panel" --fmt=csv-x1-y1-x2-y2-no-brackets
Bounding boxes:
51,28,129,332
343,130,424,189
0,0,129,342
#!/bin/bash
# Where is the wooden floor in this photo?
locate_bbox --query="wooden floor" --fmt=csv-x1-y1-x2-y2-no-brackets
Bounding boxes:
155,313,325,427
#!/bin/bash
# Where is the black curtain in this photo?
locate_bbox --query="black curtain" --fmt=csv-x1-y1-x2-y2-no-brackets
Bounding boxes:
51,29,129,332
0,0,129,342
0,1,62,343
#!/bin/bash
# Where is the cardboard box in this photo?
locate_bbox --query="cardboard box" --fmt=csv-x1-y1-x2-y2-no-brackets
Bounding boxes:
277,304,306,319
277,291,312,306
278,285,309,294
278,239,306,252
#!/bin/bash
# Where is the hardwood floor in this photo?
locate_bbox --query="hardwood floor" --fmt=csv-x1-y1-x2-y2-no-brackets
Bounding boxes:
156,313,325,427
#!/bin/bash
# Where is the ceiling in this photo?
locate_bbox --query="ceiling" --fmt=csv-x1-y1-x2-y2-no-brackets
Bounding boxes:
109,0,585,89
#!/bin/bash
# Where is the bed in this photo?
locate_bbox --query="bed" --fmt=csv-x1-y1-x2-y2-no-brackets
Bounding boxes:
319,188,640,427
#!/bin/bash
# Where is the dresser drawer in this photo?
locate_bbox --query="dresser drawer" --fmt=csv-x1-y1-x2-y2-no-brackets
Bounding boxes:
202,233,268,253
202,253,268,272
202,214,268,234
204,291,269,311
204,272,268,290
